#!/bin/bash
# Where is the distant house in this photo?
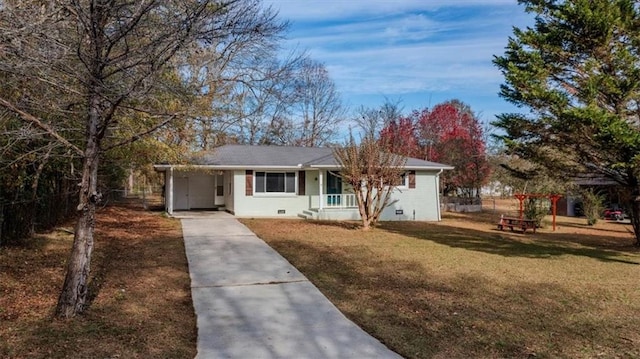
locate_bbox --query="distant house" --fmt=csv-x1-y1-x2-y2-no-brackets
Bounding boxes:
154,144,453,221
562,174,624,216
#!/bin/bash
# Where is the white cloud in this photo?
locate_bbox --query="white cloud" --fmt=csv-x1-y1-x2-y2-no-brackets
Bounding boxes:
305,36,509,96
382,14,442,42
267,0,533,118
265,0,522,21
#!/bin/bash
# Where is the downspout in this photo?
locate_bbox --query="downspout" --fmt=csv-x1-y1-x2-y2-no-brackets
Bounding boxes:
435,169,443,221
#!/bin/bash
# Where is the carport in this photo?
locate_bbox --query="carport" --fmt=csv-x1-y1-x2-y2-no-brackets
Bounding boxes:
157,168,226,213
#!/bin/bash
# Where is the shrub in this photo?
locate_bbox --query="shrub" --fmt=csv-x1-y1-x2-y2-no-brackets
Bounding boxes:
581,189,604,226
523,198,549,227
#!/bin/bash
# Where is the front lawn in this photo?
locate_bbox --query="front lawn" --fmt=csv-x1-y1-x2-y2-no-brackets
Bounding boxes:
0,204,196,359
241,212,640,359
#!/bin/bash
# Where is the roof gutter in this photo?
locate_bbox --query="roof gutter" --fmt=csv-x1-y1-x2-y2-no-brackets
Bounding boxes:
307,165,454,170
153,164,306,171
154,163,455,172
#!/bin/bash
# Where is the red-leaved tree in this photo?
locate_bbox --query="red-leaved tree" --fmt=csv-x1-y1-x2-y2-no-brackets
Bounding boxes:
378,117,419,157
379,99,490,197
416,100,490,196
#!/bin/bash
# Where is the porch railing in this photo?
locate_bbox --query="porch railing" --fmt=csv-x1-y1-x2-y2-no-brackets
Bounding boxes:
324,194,357,208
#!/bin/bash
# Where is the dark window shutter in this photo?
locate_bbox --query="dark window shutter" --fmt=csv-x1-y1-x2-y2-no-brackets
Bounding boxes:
245,170,253,196
409,171,416,189
298,171,306,195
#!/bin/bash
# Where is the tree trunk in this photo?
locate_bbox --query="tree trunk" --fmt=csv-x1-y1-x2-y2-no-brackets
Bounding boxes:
56,90,102,318
55,152,99,317
355,186,372,230
630,191,640,247
29,148,52,234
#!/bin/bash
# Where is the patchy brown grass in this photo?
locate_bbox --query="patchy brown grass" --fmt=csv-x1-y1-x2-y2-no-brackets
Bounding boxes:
0,202,196,359
241,203,640,359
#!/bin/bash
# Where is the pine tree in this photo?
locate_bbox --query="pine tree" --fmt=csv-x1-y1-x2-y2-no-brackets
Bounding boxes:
493,0,640,246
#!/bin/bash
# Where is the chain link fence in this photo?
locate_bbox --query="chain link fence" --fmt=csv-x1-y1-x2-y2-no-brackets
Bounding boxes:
441,196,483,213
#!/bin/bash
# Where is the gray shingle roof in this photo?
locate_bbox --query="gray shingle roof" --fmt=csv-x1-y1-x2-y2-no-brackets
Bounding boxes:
195,144,333,167
188,144,452,170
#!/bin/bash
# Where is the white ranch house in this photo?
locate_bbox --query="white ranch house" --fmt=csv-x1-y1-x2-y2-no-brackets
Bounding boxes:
154,144,453,221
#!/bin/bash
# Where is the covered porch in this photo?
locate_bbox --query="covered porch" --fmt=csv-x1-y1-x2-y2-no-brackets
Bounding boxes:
300,170,359,220
314,170,356,209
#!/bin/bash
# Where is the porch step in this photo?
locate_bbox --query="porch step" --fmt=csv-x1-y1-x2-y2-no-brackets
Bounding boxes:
299,209,319,220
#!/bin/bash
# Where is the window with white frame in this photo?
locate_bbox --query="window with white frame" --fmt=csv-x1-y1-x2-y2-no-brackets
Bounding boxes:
255,172,296,193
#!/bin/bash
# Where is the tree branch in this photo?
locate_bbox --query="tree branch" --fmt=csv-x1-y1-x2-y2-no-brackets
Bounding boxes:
102,114,179,151
0,97,84,157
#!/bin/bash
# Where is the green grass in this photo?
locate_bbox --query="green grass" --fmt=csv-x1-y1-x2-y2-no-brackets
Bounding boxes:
241,216,640,359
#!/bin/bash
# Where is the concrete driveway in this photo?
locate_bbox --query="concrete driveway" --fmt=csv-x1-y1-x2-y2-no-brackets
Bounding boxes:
179,213,402,359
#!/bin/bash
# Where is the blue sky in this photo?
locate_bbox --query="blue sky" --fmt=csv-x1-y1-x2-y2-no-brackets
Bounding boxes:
265,0,534,126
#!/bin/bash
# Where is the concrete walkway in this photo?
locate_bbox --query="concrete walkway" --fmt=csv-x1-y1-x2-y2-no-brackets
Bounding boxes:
179,212,402,359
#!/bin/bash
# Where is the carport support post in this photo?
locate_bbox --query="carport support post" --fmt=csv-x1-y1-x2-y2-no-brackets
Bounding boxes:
167,167,174,215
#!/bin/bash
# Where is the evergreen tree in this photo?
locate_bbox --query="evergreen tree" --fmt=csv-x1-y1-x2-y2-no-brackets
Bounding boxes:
493,0,640,246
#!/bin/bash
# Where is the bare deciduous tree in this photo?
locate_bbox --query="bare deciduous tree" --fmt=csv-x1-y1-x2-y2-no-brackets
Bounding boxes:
353,98,404,141
333,137,406,230
232,55,303,145
0,0,287,317
227,57,344,147
291,59,345,146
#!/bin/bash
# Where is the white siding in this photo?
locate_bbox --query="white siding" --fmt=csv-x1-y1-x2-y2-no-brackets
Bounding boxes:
233,170,315,217
230,169,441,221
315,170,441,221
379,170,440,221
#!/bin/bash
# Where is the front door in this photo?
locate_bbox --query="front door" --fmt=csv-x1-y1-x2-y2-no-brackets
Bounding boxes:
326,172,342,205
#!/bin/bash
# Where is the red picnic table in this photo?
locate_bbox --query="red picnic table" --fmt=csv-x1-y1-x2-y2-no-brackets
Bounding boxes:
497,215,537,233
